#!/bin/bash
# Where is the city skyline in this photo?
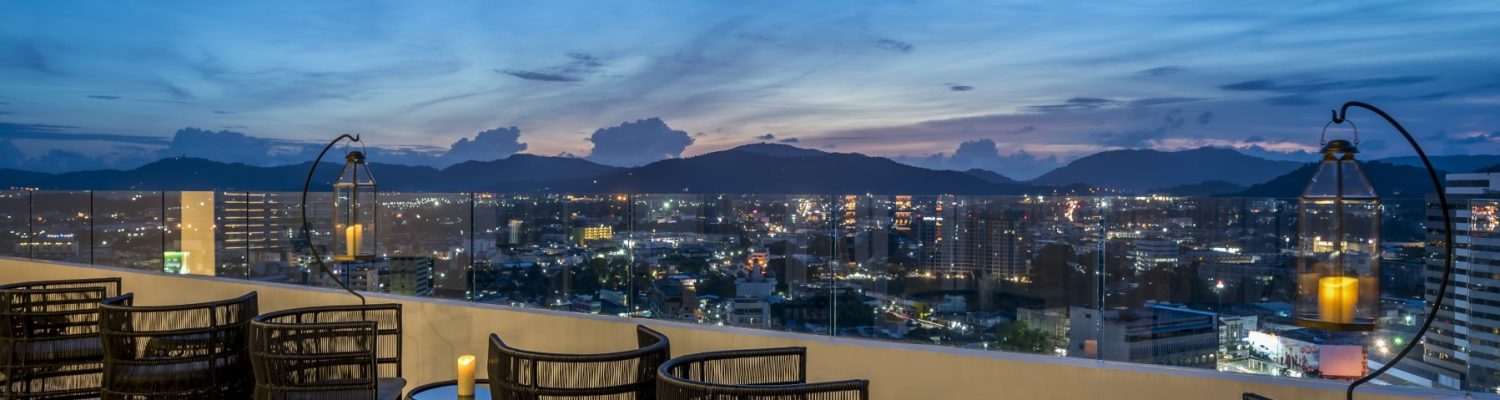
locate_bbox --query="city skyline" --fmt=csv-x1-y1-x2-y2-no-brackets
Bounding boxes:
2,1,1499,176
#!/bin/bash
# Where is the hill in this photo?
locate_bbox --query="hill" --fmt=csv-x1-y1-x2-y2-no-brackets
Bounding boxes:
1380,155,1500,173
0,154,619,191
547,144,1041,195
1235,161,1440,198
1029,147,1301,193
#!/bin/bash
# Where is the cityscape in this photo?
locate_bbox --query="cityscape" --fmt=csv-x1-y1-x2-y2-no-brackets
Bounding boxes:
3,1,1499,399
2,179,1482,391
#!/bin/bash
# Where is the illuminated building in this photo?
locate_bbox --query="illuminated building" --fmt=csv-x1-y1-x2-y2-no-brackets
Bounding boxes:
1423,172,1500,390
579,225,613,244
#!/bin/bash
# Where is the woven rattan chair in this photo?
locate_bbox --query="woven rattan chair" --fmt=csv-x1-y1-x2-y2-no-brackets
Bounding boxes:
249,304,404,400
487,325,669,399
0,278,122,399
657,347,869,400
99,292,258,400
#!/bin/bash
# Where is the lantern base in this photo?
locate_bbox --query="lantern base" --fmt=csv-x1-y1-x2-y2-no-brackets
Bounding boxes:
1295,317,1375,332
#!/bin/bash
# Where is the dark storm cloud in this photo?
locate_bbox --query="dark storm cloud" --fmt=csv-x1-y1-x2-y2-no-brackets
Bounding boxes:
1221,76,1435,93
586,118,694,167
87,95,120,100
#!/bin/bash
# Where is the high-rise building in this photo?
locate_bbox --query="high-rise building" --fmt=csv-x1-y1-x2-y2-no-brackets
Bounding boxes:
1130,238,1180,274
919,201,1029,280
1423,172,1500,390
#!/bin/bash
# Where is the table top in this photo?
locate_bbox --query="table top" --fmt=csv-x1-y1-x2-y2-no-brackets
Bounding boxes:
406,379,491,400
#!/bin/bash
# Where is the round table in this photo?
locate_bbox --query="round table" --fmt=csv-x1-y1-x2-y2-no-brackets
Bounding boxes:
406,379,491,400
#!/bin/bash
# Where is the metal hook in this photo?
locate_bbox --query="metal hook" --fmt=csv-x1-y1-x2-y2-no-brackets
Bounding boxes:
1320,119,1359,146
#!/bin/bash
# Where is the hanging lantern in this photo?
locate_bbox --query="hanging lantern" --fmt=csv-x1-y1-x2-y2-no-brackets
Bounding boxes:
1295,136,1379,331
333,150,377,261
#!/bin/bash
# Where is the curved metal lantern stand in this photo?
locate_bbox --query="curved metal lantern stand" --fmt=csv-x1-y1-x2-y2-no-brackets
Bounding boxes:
300,133,368,305
1332,102,1453,400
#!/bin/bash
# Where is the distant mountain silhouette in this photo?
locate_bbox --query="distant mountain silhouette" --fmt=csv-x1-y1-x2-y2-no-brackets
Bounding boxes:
726,143,830,158
963,169,1019,184
545,144,1041,195
1030,147,1301,192
1,154,619,191
1234,161,1441,198
1151,180,1245,196
1380,154,1500,173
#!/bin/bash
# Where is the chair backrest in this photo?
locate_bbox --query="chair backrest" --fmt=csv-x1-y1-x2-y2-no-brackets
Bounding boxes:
657,347,869,400
251,303,402,378
0,278,121,340
250,312,380,398
487,325,670,399
98,291,259,398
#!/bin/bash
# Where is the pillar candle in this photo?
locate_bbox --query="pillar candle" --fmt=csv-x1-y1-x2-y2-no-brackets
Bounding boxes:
1318,276,1358,324
457,354,476,396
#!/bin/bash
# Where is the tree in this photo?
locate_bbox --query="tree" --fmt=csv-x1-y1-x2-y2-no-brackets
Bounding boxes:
993,320,1051,354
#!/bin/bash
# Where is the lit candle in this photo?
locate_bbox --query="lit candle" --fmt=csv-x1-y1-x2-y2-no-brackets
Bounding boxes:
456,354,476,397
1318,276,1358,324
344,225,363,258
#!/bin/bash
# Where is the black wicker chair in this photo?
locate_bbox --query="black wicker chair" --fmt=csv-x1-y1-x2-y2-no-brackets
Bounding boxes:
99,292,258,400
487,325,669,399
657,347,869,400
0,278,122,399
249,304,404,400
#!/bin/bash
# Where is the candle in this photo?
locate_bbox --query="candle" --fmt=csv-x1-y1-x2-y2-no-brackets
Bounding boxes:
1318,276,1359,324
456,354,476,397
344,225,363,258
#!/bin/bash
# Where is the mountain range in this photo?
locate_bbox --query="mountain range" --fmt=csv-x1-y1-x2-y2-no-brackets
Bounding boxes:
0,143,1473,197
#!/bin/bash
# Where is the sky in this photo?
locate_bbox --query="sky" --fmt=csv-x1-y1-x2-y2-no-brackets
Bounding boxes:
1,0,1498,178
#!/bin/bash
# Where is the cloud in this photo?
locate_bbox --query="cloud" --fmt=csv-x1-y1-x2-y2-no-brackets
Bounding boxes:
779,137,799,143
443,126,528,162
496,52,606,83
756,133,776,141
87,95,120,100
0,140,24,169
0,122,170,145
1002,126,1036,135
1221,76,1435,93
212,110,235,115
873,37,914,53
1023,97,1202,113
1196,111,1214,125
161,127,315,165
949,85,974,92
895,139,1063,180
1264,94,1318,107
586,118,694,167
498,70,580,82
1137,66,1185,78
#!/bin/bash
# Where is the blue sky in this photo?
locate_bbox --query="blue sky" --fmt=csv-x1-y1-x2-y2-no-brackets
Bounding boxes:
1,1,1498,177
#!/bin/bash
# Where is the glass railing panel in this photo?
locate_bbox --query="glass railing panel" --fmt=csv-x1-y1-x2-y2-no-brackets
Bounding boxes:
366,192,468,298
0,190,29,259
468,193,569,307
92,191,166,272
558,193,632,314
27,191,91,264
